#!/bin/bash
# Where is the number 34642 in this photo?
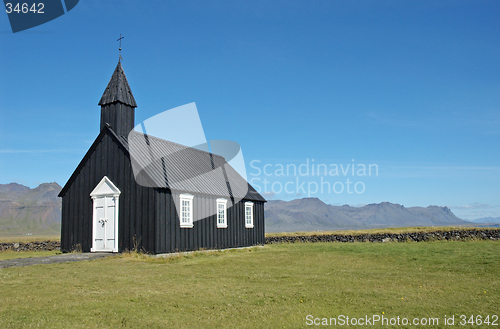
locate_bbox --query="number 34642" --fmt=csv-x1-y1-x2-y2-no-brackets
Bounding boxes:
5,3,45,14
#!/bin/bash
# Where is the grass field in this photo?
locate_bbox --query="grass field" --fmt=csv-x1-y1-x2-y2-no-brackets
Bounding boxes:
0,240,498,328
0,250,60,261
0,234,60,243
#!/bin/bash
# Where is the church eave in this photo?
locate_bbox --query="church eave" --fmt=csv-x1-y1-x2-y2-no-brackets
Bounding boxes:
98,99,137,108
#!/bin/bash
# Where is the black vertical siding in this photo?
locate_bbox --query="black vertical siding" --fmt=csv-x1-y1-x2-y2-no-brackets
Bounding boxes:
60,131,156,253
153,190,265,254
100,102,135,137
60,193,70,251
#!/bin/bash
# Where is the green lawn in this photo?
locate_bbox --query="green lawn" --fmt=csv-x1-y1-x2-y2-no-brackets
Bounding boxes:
0,240,498,328
0,250,61,261
0,234,60,243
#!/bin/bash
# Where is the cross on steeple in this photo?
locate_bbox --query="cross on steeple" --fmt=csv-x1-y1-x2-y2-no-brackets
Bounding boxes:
117,34,124,61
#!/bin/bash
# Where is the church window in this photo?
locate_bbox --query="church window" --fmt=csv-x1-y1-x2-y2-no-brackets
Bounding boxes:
179,194,194,228
217,198,228,228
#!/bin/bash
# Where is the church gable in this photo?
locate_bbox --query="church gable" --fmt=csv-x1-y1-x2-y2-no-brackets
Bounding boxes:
58,124,129,198
59,125,157,253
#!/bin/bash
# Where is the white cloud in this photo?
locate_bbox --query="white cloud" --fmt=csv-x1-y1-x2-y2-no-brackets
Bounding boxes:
262,191,276,199
453,202,494,210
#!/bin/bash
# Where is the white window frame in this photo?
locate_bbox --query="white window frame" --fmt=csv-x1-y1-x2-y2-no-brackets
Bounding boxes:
245,202,254,228
216,198,228,228
179,193,194,228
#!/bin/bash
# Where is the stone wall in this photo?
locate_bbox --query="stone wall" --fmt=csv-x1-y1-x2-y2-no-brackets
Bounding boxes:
266,229,500,244
1,229,499,252
0,241,60,252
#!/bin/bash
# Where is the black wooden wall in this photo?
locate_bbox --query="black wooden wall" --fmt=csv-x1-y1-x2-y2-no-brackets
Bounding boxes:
60,130,156,253
100,102,135,137
155,190,265,253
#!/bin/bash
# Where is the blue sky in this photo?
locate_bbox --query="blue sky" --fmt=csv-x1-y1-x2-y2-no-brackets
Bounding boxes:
0,1,499,220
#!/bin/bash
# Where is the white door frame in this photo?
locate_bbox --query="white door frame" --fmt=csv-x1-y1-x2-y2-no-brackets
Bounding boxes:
90,176,121,252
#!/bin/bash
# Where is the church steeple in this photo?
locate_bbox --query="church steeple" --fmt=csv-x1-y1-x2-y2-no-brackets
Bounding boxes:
98,61,137,136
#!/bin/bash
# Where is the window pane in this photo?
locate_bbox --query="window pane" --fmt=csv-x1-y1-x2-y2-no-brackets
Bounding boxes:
245,205,252,225
217,202,225,225
180,198,192,225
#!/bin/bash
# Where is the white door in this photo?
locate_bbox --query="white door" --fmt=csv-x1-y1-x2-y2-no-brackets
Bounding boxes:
90,176,121,253
93,196,117,252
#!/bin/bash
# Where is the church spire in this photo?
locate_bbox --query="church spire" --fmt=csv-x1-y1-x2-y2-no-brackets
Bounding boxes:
98,61,137,136
98,61,137,108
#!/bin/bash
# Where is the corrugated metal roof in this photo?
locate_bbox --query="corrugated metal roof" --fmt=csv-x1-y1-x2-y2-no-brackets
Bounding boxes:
125,131,266,202
59,125,265,202
98,61,137,108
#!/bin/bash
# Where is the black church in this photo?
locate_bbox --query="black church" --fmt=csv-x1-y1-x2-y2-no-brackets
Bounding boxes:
58,61,266,254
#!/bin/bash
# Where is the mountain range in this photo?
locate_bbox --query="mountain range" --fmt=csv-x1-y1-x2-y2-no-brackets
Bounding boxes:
464,217,500,224
265,198,470,233
0,182,490,235
0,182,62,235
